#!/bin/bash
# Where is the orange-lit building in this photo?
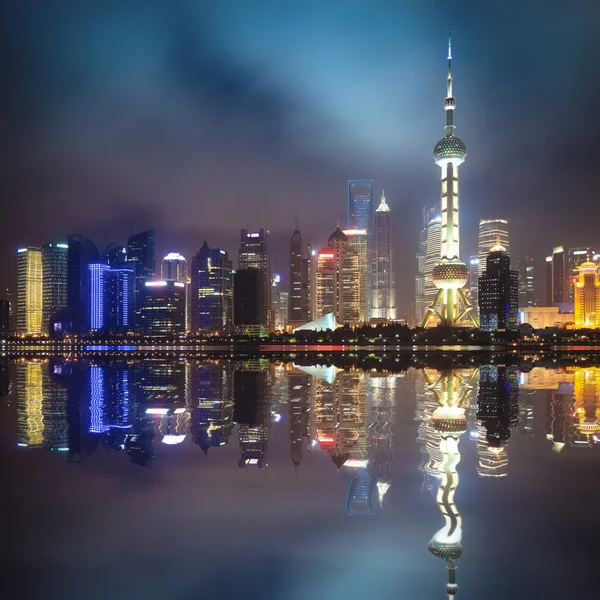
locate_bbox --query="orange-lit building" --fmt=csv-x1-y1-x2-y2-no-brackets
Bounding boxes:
573,257,600,328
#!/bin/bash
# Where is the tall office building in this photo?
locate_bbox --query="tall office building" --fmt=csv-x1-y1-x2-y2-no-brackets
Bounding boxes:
517,257,536,308
161,253,188,283
0,299,9,336
102,243,127,266
423,215,441,319
190,242,233,334
139,281,186,335
127,230,156,321
343,228,369,322
239,228,271,329
17,247,43,335
415,209,432,325
468,255,479,310
233,269,268,334
88,264,135,332
288,227,309,328
573,256,600,328
316,228,361,325
372,191,396,320
41,242,68,330
271,274,287,331
348,180,375,231
546,246,567,304
478,219,509,279
478,242,519,331
307,242,316,320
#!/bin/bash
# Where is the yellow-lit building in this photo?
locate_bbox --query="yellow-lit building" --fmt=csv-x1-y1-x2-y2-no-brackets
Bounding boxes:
573,258,600,328
17,247,43,335
573,368,600,441
342,229,368,322
17,361,45,448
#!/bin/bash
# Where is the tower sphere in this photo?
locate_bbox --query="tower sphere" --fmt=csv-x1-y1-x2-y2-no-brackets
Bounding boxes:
433,136,467,166
432,260,469,289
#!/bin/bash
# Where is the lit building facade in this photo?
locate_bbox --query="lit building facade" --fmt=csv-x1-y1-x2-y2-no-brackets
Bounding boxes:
478,244,519,331
288,228,310,328
190,242,233,334
517,256,536,308
424,214,441,321
139,281,186,335
546,246,567,304
372,191,396,320
239,228,271,329
468,255,479,313
343,228,369,322
415,208,431,325
568,248,598,301
88,264,135,332
348,180,374,232
573,257,600,328
422,33,477,327
41,242,68,330
478,219,509,279
127,230,156,322
316,228,361,325
161,252,188,283
17,247,43,335
271,274,288,331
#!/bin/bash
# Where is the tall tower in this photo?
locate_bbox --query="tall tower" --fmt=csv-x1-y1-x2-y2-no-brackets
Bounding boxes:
289,226,309,328
422,32,477,327
573,255,600,328
372,191,396,320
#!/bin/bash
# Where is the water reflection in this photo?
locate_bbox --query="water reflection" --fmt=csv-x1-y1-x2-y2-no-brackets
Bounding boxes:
4,357,600,597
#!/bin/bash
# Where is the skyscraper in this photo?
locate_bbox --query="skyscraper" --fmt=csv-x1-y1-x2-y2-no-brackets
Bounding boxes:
88,263,111,331
478,242,519,331
288,227,309,328
41,243,68,330
372,191,396,320
343,228,369,322
239,228,271,329
415,208,432,325
66,234,100,334
468,255,479,311
139,281,186,335
316,228,361,325
546,246,567,304
161,252,188,283
127,230,156,322
348,180,374,232
478,219,509,279
573,255,600,328
105,267,135,332
233,269,268,334
422,33,477,327
190,242,233,334
517,257,536,308
423,214,441,321
17,247,43,335
271,274,287,331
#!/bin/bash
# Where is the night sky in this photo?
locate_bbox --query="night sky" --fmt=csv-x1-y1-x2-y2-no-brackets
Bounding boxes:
2,1,600,311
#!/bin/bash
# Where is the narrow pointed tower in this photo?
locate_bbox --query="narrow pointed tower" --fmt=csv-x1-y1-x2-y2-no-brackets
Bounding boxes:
422,30,478,327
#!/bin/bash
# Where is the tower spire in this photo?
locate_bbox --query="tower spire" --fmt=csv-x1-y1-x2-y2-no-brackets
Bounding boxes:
445,24,456,137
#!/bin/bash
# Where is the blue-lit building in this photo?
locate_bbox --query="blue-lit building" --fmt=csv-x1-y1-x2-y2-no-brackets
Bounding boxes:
88,263,135,333
190,241,234,334
348,180,375,231
127,230,155,324
139,281,186,335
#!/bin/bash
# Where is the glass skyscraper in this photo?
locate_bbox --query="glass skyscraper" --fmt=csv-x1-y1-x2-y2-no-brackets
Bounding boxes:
41,242,68,330
348,180,374,231
478,219,509,279
127,230,156,322
190,242,233,334
139,281,186,335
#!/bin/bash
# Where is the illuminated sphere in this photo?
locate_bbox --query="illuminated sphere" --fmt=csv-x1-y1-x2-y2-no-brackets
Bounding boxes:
432,407,467,434
433,136,467,166
432,261,469,290
446,583,459,597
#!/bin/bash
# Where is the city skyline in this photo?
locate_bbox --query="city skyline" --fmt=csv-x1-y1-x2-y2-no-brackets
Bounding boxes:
3,2,600,315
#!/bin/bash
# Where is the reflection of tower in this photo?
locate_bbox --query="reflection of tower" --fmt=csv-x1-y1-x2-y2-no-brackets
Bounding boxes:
572,368,600,446
426,369,469,599
288,369,311,467
125,409,155,467
234,363,271,468
345,459,375,516
188,360,234,453
368,373,397,505
422,33,477,328
476,365,519,477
